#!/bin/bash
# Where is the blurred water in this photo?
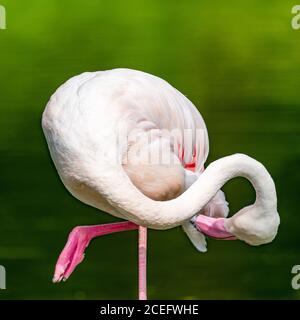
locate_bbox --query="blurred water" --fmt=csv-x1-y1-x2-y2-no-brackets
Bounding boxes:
0,0,299,299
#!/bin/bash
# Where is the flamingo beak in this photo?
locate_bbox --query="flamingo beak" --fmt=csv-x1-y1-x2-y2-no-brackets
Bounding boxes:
193,215,237,240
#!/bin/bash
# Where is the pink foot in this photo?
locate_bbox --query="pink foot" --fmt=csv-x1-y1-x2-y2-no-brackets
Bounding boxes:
193,215,236,240
53,221,138,282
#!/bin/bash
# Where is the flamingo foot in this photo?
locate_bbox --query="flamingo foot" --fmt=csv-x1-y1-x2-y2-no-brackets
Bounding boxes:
53,226,90,282
53,221,138,283
193,215,236,240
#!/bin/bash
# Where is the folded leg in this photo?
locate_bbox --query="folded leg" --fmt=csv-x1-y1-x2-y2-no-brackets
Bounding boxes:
53,221,138,282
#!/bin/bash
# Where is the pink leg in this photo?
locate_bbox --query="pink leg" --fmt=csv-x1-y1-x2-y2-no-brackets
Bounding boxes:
138,226,147,300
53,221,138,282
193,216,237,240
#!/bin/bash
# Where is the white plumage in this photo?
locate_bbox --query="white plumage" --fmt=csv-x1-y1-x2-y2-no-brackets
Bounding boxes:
42,68,280,251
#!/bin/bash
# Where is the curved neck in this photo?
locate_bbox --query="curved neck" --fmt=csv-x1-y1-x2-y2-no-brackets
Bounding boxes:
91,154,277,232
176,153,277,217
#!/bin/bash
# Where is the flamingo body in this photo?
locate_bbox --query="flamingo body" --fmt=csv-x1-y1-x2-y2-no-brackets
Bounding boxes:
42,69,279,297
43,69,209,208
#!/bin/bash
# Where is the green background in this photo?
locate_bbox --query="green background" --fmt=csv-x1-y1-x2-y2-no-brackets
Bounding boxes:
0,0,299,299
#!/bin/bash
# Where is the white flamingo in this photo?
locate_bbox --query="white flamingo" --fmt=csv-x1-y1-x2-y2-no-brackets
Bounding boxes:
42,69,280,300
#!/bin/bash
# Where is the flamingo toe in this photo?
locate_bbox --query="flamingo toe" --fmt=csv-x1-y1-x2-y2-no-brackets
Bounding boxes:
53,227,90,282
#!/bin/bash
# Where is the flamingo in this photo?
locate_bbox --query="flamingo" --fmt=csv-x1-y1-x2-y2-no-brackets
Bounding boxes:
42,68,280,300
